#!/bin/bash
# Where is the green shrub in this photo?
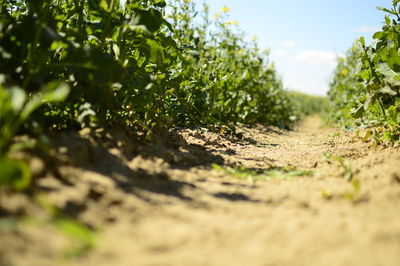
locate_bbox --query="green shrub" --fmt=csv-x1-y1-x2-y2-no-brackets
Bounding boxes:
327,0,400,144
288,91,328,121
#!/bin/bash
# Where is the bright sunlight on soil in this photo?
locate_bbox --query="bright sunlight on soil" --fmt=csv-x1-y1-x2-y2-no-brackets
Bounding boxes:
1,116,399,266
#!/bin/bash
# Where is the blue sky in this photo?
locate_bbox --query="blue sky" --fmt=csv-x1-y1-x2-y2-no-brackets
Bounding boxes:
190,0,394,95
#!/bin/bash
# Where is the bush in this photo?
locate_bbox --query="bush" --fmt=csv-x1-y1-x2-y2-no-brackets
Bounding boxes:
327,0,400,144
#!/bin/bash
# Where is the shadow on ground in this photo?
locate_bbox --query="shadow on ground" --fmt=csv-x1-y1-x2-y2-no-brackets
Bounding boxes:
31,127,226,218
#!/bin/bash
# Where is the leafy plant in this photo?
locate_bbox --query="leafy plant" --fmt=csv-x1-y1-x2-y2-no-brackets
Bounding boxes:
165,1,292,127
288,91,328,121
0,0,300,190
327,0,400,144
0,82,69,190
55,218,98,258
1,0,294,133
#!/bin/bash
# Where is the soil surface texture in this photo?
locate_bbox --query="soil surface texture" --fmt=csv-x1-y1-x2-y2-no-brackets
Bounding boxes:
1,116,400,266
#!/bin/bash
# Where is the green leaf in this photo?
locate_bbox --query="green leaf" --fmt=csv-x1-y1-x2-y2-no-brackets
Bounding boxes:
355,59,363,74
146,39,164,65
211,163,224,171
359,36,365,47
379,85,398,95
135,8,164,33
9,87,26,112
99,0,109,11
42,82,70,102
359,69,371,80
376,63,400,85
153,0,167,8
351,105,365,118
0,157,31,191
55,219,97,258
21,82,70,122
363,94,374,110
385,15,391,25
112,43,120,59
373,31,385,40
377,7,397,15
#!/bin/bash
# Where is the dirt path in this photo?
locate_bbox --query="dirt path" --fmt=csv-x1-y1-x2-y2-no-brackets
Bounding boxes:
1,116,400,266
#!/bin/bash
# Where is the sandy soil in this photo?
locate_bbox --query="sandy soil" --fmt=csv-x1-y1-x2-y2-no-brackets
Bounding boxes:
1,116,400,266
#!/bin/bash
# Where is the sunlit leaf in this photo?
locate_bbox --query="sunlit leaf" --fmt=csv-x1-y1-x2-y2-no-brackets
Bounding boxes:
9,87,26,112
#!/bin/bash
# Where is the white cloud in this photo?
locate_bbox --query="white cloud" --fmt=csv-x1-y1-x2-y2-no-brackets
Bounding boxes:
296,50,345,66
271,49,288,57
353,26,380,33
283,40,297,48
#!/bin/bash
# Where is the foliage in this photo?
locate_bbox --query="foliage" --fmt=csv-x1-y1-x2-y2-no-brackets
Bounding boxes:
55,218,98,258
0,0,296,189
0,83,69,190
0,157,30,190
288,91,328,121
326,45,363,128
162,1,293,127
0,0,292,131
0,0,170,131
327,0,400,144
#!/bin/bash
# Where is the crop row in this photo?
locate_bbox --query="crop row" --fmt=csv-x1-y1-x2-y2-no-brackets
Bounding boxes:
0,0,298,189
327,0,400,145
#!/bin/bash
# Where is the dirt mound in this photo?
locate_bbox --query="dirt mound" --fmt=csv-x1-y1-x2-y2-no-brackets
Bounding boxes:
1,116,399,266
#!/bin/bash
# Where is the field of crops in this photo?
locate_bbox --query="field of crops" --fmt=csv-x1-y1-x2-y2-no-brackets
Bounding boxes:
327,0,400,145
0,0,334,188
0,1,399,265
0,0,302,188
